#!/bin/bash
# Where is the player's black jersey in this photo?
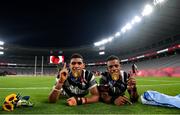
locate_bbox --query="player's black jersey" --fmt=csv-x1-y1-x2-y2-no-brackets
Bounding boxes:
100,71,128,96
132,64,138,73
56,69,97,97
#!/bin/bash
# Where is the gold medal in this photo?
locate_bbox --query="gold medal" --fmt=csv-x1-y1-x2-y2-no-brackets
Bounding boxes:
72,70,80,78
111,73,119,81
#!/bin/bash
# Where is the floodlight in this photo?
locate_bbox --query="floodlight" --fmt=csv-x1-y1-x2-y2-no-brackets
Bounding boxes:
125,23,132,30
102,39,108,44
121,27,126,33
134,16,141,23
94,39,108,47
131,20,135,25
93,0,167,47
0,41,4,45
99,51,105,55
142,4,153,16
108,36,114,42
0,46,4,49
121,23,132,33
0,51,4,55
115,32,120,37
131,16,141,25
94,42,101,46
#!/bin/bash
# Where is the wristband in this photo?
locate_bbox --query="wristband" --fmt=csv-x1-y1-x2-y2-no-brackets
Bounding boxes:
58,79,64,84
75,97,83,105
128,86,137,93
110,96,119,103
82,97,87,104
84,97,87,104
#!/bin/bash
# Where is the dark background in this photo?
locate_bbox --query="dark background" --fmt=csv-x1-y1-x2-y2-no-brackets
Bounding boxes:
0,0,179,63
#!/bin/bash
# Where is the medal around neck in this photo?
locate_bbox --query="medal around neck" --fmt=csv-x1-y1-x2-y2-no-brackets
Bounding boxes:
111,73,119,81
72,70,81,78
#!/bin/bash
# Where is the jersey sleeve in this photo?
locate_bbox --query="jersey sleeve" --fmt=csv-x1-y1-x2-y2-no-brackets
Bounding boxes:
87,72,98,90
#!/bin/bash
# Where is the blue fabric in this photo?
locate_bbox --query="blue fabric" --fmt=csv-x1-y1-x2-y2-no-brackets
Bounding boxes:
22,96,30,100
141,90,180,108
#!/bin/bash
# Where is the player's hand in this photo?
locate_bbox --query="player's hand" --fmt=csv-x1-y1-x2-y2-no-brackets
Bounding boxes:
127,73,136,89
114,95,132,106
67,97,77,106
59,63,68,83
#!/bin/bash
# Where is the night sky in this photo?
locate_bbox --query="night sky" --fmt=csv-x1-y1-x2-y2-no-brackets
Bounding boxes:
0,0,149,48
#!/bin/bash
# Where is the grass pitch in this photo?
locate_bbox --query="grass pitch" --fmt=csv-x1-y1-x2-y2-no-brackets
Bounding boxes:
0,75,180,114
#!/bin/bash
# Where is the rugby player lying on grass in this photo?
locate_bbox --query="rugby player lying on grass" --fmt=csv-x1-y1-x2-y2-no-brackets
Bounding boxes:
49,53,99,106
98,55,139,106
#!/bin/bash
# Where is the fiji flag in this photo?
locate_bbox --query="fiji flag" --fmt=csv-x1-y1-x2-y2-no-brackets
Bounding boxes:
141,90,180,108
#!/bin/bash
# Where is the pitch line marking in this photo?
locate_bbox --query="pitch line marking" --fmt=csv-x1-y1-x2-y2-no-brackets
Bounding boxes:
137,83,180,86
1,83,180,89
0,87,51,90
137,79,180,82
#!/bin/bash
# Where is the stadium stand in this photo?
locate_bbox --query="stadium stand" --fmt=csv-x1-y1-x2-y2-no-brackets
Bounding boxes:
0,44,179,77
122,53,180,77
122,53,180,70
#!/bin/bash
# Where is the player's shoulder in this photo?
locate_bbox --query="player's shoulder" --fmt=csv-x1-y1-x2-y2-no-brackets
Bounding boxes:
100,71,111,80
83,69,93,76
120,70,129,82
120,70,127,74
83,69,94,80
102,71,110,76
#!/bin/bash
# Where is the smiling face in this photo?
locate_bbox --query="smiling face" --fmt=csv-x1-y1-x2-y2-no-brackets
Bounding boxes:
70,58,85,78
107,59,121,81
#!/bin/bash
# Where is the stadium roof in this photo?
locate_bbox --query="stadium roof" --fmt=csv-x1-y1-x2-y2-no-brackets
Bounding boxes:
0,0,180,62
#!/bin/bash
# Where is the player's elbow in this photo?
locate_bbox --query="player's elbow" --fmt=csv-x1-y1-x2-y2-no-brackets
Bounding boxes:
95,95,100,102
93,93,100,102
48,97,57,103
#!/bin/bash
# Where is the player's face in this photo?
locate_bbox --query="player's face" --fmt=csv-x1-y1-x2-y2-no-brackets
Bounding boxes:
107,59,121,80
70,58,85,78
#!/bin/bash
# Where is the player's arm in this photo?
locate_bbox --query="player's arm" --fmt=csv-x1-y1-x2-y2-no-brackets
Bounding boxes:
127,73,139,102
83,74,100,104
66,85,99,106
48,63,68,103
83,86,99,104
68,79,99,106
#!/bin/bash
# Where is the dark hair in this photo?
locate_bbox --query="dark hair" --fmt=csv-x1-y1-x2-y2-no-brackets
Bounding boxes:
70,53,83,60
106,55,120,62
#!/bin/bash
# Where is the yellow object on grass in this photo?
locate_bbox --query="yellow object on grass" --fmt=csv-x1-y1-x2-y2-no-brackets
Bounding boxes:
2,93,17,112
5,93,18,103
2,102,14,112
2,93,33,112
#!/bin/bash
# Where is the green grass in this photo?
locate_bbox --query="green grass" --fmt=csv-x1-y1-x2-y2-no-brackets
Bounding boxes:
0,76,180,114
